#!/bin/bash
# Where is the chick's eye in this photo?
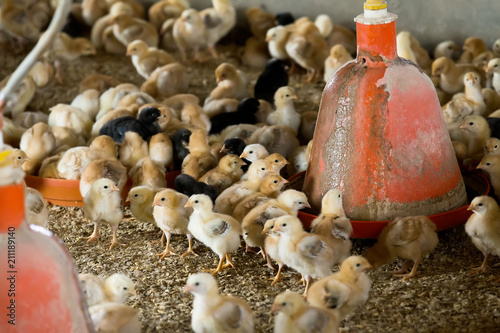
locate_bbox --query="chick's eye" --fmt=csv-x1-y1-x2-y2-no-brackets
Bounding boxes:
104,185,108,189
134,194,139,197
274,159,278,163
478,203,483,206
161,197,165,201
487,163,491,166
249,151,253,154
194,200,199,204
123,287,128,290
285,94,289,97
17,156,21,159
338,194,341,198
194,282,199,286
282,302,287,306
469,122,474,126
274,180,278,184
261,168,265,170
283,223,287,227
356,263,361,267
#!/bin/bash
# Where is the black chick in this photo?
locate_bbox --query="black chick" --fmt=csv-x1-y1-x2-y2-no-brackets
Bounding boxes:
99,107,161,143
275,12,295,26
486,117,500,139
209,98,260,135
62,12,89,37
254,59,289,103
220,138,250,172
174,174,218,203
171,128,192,170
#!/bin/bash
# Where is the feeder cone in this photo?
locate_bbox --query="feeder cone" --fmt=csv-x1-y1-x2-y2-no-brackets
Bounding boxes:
303,1,467,220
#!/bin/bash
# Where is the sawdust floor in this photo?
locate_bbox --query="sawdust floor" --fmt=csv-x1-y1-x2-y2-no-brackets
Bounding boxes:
2,46,500,333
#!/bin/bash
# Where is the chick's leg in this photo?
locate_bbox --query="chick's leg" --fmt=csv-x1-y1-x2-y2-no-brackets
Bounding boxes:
265,253,275,270
296,275,306,286
207,44,218,59
257,247,267,260
85,222,100,243
395,258,421,281
149,230,166,246
468,253,491,276
109,224,126,250
270,263,284,286
54,60,64,84
302,275,312,298
222,253,234,268
181,233,198,257
389,260,413,275
205,255,226,275
157,232,177,259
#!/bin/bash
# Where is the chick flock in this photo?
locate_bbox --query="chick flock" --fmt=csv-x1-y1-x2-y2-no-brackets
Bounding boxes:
2,0,500,332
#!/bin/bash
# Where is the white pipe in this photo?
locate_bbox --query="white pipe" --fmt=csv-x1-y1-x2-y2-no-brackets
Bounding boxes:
0,0,73,148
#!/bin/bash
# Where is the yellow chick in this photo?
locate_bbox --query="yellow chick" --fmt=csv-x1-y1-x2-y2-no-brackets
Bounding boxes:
173,8,207,63
160,18,177,52
242,190,310,260
287,145,308,175
273,215,335,297
205,63,249,102
458,115,491,158
152,189,196,259
233,173,288,221
477,155,500,197
493,39,500,57
57,147,92,180
83,178,124,250
80,158,128,198
465,196,500,280
272,290,339,333
459,37,489,65
102,273,137,303
311,189,353,266
261,218,283,284
141,62,190,99
285,21,329,83
396,31,418,64
363,215,439,281
181,103,211,132
487,58,500,95
0,76,36,116
1,118,26,147
126,185,156,224
129,157,167,189
89,303,141,333
78,273,106,306
90,1,135,51
111,14,158,48
184,273,254,332
24,187,49,228
214,159,274,214
432,56,484,94
307,256,372,319
266,26,290,61
198,154,246,193
19,122,56,175
149,132,173,171
71,89,101,120
148,0,189,30
485,137,500,156
324,44,353,83
9,149,30,168
119,131,149,170
442,72,486,119
48,104,93,139
126,40,176,79
245,7,275,41
267,87,300,133
181,129,217,180
200,0,236,59
186,194,242,274
434,40,459,60
239,143,269,162
39,153,63,179
81,0,108,26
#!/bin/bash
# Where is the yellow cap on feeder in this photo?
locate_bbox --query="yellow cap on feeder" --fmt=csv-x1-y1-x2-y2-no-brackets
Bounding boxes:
364,0,387,10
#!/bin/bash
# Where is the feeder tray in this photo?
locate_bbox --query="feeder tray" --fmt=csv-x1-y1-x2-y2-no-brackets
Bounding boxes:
287,168,490,238
25,171,181,207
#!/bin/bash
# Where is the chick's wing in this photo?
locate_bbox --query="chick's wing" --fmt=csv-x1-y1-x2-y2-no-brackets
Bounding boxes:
205,218,231,236
295,308,330,333
386,217,423,246
213,301,243,330
298,235,329,259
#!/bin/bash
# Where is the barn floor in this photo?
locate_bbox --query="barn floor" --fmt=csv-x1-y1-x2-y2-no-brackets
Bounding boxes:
3,46,500,332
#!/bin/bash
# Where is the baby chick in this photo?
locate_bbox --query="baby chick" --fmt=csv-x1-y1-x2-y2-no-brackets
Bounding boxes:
458,115,491,158
149,132,174,171
266,25,290,61
432,56,484,94
83,178,124,250
19,122,56,174
465,196,500,278
129,157,167,189
127,186,156,225
261,218,285,285
477,155,500,197
272,290,339,333
103,273,137,303
273,215,335,297
485,137,500,155
71,89,100,120
267,87,300,133
119,131,149,170
487,58,500,95
126,40,176,79
148,0,189,30
434,40,459,60
80,158,128,199
175,174,219,204
460,37,489,64
254,59,289,104
241,36,270,70
9,149,29,168
206,63,249,101
310,189,353,266
198,154,246,193
239,143,269,163
141,62,190,99
363,215,439,281
100,106,162,143
184,273,254,333
24,187,49,228
186,194,242,274
247,125,300,159
173,8,207,62
152,189,195,259
181,129,217,180
200,0,236,59
89,303,141,333
79,273,106,306
48,104,93,139
307,256,372,319
442,72,486,120
324,44,353,83
111,14,158,48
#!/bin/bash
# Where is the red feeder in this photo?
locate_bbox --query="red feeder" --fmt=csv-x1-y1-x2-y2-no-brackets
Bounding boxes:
303,0,467,221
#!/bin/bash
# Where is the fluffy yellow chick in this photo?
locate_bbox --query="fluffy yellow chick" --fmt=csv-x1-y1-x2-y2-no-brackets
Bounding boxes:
324,44,353,83
126,185,156,224
459,37,489,64
126,39,176,79
90,1,135,51
148,0,189,30
173,8,207,62
287,145,308,175
477,155,500,197
19,122,56,175
465,196,500,279
442,72,486,119
153,189,196,259
119,131,149,170
111,14,158,48
160,18,177,52
272,290,339,333
24,187,49,228
181,103,211,132
141,62,190,99
89,303,141,333
103,273,137,303
307,256,372,319
9,149,30,168
487,58,500,95
242,190,310,260
57,147,92,180
80,158,128,198
310,189,353,266
51,126,86,151
261,218,284,285
129,157,167,189
182,129,217,180
71,89,100,120
285,21,329,83
0,76,35,116
485,137,500,155
266,26,290,61
239,144,269,162
78,273,106,306
205,63,249,102
273,215,335,297
199,154,246,193
48,103,93,139
246,7,275,41
214,159,274,214
149,132,173,171
200,0,236,59
81,0,107,26
186,194,242,274
184,273,254,333
396,31,418,64
432,56,484,94
363,215,439,281
458,115,491,158
83,178,124,250
267,87,300,133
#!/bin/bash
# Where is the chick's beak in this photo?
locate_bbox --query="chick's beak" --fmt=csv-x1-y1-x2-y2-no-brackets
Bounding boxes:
183,284,193,293
152,201,159,207
184,200,193,208
291,94,298,100
265,35,271,42
220,145,228,153
281,179,289,184
239,161,247,166
270,303,280,312
303,202,311,208
458,123,467,129
467,204,474,211
364,263,374,271
240,152,248,159
111,186,120,192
